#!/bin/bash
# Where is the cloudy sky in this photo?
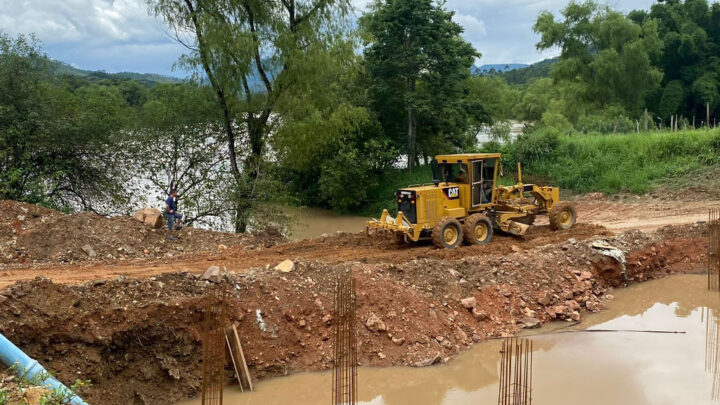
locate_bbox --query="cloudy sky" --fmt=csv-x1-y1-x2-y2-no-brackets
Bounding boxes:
0,0,657,77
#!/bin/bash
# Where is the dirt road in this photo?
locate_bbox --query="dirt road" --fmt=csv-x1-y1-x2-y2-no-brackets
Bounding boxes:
0,224,607,288
577,198,720,232
0,197,715,288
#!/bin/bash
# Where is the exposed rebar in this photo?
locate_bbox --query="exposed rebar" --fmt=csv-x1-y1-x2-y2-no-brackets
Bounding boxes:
709,209,720,291
704,307,720,402
498,337,533,405
201,285,227,405
332,272,358,405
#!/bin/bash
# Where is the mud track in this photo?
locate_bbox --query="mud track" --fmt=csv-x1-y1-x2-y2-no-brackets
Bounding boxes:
0,223,608,288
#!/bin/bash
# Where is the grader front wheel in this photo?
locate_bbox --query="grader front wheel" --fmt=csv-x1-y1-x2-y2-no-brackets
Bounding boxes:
549,201,577,230
463,214,493,245
432,217,463,249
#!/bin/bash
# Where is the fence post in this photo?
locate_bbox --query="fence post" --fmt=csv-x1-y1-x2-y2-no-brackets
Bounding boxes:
708,103,711,129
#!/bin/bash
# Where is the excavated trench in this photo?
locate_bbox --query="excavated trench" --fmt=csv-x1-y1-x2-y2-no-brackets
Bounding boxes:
0,222,707,405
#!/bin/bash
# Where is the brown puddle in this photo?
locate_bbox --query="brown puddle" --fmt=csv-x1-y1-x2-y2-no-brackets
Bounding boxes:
178,275,720,405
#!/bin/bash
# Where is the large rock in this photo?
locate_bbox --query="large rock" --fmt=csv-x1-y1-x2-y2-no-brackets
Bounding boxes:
413,352,442,367
365,312,387,332
518,317,541,329
201,266,223,283
460,297,477,309
81,244,97,259
538,291,553,306
133,208,163,229
275,259,295,273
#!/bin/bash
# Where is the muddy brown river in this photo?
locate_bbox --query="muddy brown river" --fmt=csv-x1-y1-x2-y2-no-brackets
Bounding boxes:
179,275,720,404
284,206,368,241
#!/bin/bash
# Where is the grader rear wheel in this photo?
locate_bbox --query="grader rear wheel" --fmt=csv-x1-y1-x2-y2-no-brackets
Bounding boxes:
462,214,493,245
549,201,577,230
432,217,463,249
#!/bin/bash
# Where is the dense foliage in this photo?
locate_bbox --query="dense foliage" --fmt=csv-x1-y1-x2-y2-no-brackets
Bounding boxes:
3,0,720,229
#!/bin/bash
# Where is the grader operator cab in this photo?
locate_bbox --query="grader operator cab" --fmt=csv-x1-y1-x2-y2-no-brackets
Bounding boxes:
365,153,577,248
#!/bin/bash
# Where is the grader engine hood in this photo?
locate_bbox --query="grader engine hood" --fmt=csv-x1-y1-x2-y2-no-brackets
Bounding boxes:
404,184,465,225
365,183,465,242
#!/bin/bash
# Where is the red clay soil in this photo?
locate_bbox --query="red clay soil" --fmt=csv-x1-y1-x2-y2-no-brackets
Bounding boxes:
0,221,707,405
0,200,284,267
0,221,609,288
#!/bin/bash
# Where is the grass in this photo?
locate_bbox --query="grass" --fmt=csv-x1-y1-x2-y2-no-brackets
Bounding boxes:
359,128,720,216
524,129,720,195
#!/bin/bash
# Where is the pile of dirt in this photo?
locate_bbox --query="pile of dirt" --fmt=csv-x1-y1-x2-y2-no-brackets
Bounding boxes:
0,200,285,266
0,223,707,405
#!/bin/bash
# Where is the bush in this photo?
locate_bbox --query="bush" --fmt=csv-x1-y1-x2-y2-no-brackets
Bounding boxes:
513,128,560,164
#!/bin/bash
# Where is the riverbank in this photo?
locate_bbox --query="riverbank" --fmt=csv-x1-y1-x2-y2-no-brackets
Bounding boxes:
178,274,720,405
0,219,707,404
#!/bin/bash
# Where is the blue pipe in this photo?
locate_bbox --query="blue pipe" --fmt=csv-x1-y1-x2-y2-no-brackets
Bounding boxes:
0,333,88,405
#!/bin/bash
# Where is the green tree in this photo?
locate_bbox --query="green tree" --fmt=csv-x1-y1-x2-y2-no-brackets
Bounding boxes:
130,82,234,228
466,75,520,121
632,0,720,123
149,0,352,232
512,78,557,121
0,33,132,212
360,0,481,169
534,1,663,119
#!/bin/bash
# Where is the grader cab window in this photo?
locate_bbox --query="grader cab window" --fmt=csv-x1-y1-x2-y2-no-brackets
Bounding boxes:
472,159,496,206
432,162,469,184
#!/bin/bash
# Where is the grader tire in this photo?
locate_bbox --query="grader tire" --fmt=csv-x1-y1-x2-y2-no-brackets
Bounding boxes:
432,217,463,249
462,214,493,245
549,201,577,230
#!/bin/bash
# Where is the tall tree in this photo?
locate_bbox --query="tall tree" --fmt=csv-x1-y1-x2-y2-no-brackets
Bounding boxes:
149,0,352,232
0,33,132,212
534,1,663,118
130,82,233,229
360,0,480,169
632,0,720,123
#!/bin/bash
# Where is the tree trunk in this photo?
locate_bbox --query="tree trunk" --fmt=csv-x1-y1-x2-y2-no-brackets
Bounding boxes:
407,77,417,170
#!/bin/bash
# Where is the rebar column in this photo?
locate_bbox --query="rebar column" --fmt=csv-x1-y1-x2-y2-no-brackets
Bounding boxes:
201,285,227,405
498,337,533,405
709,209,720,291
332,273,358,405
704,307,720,402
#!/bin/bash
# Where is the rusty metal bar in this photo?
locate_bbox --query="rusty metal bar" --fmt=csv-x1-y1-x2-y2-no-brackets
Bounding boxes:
709,209,720,291
498,337,533,405
704,307,720,402
332,272,357,405
201,285,227,405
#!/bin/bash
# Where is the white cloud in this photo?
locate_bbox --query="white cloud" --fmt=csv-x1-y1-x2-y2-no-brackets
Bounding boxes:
0,0,661,74
0,0,167,45
0,0,183,75
453,14,487,38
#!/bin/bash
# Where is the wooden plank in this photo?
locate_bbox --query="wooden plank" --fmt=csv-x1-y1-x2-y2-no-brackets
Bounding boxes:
225,331,244,392
231,324,253,391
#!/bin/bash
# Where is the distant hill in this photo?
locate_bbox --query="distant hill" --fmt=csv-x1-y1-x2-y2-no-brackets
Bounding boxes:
498,57,558,85
49,60,182,86
472,63,529,74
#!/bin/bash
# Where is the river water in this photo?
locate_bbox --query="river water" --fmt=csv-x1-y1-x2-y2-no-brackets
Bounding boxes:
284,206,368,241
179,275,720,405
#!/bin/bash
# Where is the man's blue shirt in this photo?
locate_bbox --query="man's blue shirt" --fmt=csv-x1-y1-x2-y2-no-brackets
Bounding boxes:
166,196,176,213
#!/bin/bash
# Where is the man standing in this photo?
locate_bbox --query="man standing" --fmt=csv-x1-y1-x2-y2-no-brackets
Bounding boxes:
165,189,183,240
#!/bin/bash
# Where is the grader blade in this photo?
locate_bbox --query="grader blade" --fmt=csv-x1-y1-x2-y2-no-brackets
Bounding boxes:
507,221,530,236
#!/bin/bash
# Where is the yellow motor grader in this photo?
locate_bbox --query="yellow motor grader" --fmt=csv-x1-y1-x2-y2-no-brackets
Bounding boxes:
366,153,576,248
